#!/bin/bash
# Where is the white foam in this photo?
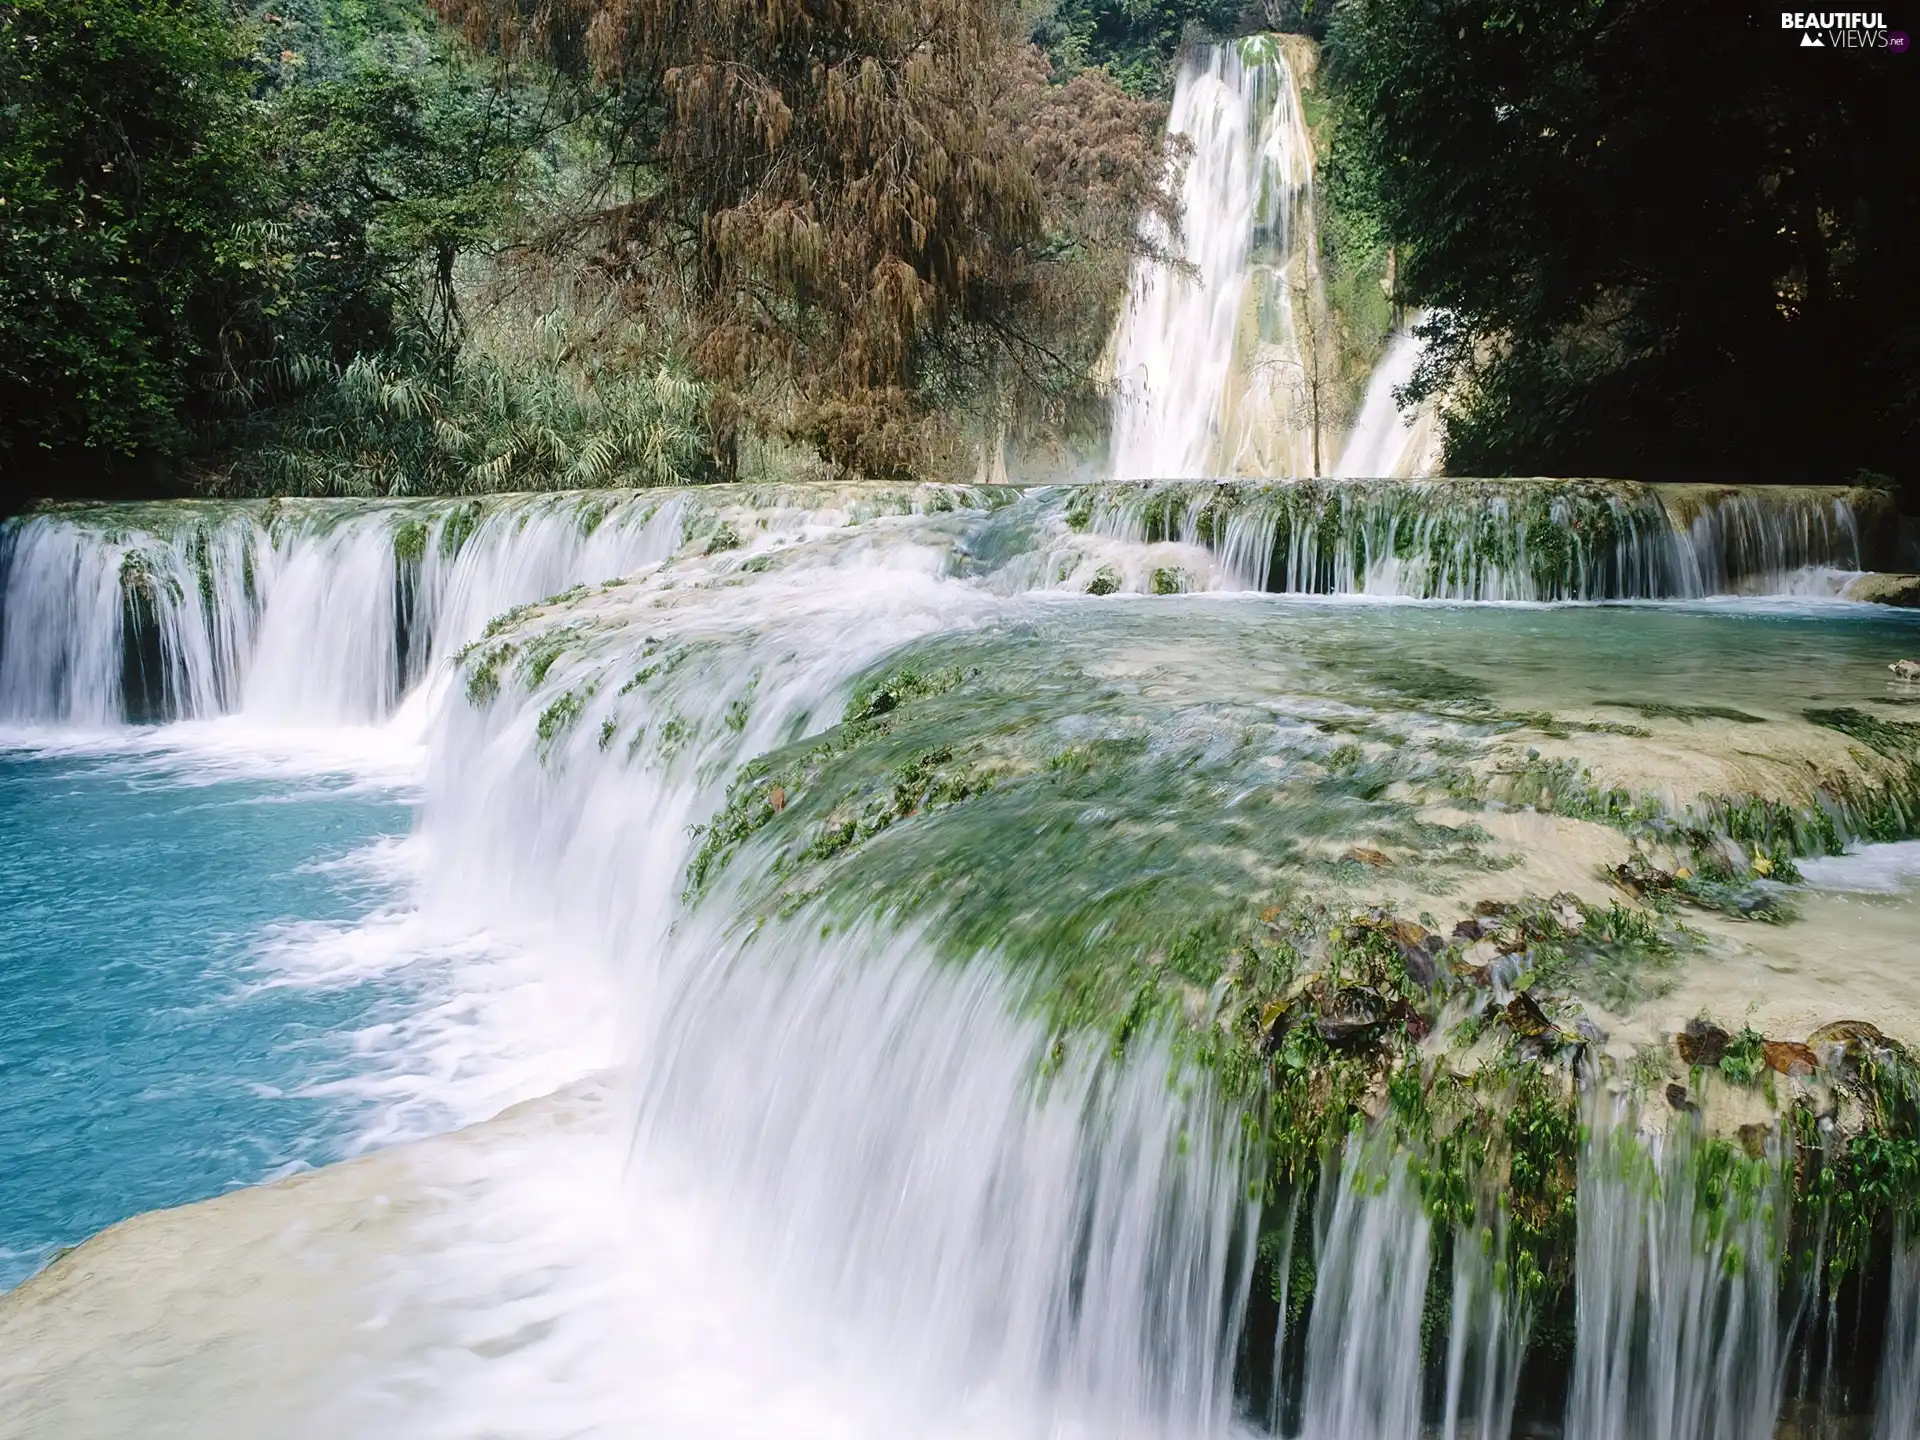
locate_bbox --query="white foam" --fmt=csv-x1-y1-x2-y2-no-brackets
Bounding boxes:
1800,841,1920,894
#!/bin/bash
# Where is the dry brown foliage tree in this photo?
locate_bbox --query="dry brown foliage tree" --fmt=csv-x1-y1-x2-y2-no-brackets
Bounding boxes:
432,0,1173,478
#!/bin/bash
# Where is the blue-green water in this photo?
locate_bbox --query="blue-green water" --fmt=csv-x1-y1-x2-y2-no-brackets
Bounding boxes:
0,745,415,1288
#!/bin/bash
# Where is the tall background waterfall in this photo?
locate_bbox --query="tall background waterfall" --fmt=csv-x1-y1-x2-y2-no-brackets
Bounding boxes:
1109,39,1439,481
1110,40,1322,480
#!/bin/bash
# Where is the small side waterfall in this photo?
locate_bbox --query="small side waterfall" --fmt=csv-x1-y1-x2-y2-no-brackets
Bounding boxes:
0,496,688,728
1333,327,1439,480
0,488,992,728
1110,40,1319,480
1878,1233,1920,1438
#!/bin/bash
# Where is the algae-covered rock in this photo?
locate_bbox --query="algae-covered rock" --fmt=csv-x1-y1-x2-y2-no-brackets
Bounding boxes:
1677,1018,1732,1066
117,551,169,725
1316,987,1389,1048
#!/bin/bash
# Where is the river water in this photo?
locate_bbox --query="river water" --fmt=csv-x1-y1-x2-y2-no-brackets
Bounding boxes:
1,485,1918,1438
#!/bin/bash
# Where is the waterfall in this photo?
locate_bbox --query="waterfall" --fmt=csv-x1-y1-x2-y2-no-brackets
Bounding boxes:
1564,1110,1795,1440
0,488,1013,729
404,512,1260,1436
5,484,1920,1435
1879,1232,1920,1439
0,495,699,728
1333,327,1439,479
1110,40,1319,480
1,479,1897,729
1082,478,1887,600
1297,1141,1431,1440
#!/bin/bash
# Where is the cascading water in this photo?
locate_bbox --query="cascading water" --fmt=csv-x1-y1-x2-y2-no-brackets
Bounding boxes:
4,483,1920,1440
1110,40,1319,480
1080,478,1888,600
5,479,1895,733
1563,1108,1795,1440
1332,327,1439,480
1297,1141,1431,1440
0,495,693,727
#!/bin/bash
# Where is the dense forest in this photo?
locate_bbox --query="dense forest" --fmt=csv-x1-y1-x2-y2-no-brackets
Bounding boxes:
1,0,1913,503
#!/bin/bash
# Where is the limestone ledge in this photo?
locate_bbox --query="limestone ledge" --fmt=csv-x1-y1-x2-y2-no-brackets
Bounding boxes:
1843,570,1920,607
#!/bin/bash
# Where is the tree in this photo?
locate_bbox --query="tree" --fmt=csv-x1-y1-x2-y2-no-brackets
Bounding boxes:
0,0,258,488
0,0,547,501
435,0,1172,478
1324,0,1920,492
1032,0,1256,96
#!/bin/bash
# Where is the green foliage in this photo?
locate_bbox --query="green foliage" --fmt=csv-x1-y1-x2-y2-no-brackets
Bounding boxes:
1718,1028,1766,1087
0,0,611,498
393,517,429,563
457,639,514,704
1805,708,1920,760
224,307,711,495
685,663,982,899
1324,0,1920,487
1032,0,1255,97
0,0,258,472
536,686,587,747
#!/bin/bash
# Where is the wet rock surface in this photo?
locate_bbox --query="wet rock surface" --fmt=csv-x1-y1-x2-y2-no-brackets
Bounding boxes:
1677,1018,1732,1066
1843,573,1920,607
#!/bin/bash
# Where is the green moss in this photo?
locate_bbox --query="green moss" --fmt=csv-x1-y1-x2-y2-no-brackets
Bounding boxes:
1625,702,1767,725
1085,566,1122,596
845,664,973,725
458,641,516,707
1523,899,1692,1011
1150,566,1187,595
482,602,537,640
1706,794,1843,860
705,520,742,554
519,627,581,688
1495,709,1652,740
393,518,429,565
537,688,589,748
439,501,483,558
1718,1028,1766,1086
1064,489,1095,532
575,496,614,538
1806,707,1920,758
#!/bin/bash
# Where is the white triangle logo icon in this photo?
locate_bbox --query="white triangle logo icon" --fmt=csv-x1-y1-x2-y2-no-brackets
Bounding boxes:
1801,31,1825,45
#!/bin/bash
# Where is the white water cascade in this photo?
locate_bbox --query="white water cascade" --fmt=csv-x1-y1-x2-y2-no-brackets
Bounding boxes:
1298,1143,1432,1440
1081,478,1883,600
1110,40,1319,480
1333,327,1439,480
0,481,1896,731
4,487,1920,1438
1564,1111,1795,1440
0,489,1262,1439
